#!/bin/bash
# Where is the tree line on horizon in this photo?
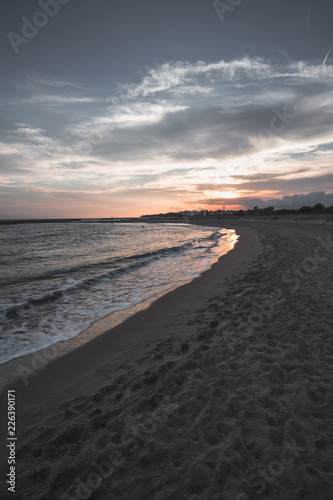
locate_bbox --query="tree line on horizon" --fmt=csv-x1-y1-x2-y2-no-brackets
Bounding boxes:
142,203,333,219
233,202,333,217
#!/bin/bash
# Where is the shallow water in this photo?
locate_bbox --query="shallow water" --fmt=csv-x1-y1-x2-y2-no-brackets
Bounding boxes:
0,222,237,363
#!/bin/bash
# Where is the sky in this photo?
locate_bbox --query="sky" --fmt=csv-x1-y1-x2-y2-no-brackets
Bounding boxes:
0,0,333,218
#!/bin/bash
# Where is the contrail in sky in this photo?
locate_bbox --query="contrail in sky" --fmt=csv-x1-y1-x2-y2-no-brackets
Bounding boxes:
322,46,332,66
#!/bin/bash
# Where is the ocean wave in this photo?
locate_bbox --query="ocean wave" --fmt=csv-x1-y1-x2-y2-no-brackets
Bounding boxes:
1,230,222,288
1,230,223,320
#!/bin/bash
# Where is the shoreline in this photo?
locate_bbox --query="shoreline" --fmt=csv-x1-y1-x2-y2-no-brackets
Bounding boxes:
0,224,257,403
1,220,333,499
0,224,238,388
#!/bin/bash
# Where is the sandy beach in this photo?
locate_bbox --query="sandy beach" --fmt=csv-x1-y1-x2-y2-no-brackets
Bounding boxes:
1,220,333,500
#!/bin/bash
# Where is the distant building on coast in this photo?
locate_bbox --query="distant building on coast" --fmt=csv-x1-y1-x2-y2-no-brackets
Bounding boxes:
181,210,207,217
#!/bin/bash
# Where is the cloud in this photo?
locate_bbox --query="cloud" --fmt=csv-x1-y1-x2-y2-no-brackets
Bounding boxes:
2,95,100,107
268,192,333,209
120,58,333,100
1,57,333,216
54,58,333,167
194,191,333,210
24,74,85,89
196,172,333,194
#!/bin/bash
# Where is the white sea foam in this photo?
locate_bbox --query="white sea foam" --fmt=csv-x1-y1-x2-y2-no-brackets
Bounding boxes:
0,223,237,363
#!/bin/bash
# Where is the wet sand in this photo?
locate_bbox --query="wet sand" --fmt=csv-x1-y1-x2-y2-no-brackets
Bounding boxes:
0,221,332,499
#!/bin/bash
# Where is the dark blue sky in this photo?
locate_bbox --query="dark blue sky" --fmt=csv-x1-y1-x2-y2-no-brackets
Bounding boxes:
2,0,332,85
1,0,333,216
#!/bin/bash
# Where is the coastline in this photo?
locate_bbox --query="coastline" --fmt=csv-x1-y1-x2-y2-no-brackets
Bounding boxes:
0,224,239,388
0,225,256,400
1,220,333,499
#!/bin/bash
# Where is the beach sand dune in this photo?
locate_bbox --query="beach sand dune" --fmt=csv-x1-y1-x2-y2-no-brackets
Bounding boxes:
0,221,332,499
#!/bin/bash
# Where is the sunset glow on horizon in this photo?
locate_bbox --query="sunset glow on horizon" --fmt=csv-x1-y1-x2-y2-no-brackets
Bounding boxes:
1,1,333,218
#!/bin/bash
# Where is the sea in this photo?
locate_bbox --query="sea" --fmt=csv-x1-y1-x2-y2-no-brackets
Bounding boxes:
0,222,237,364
